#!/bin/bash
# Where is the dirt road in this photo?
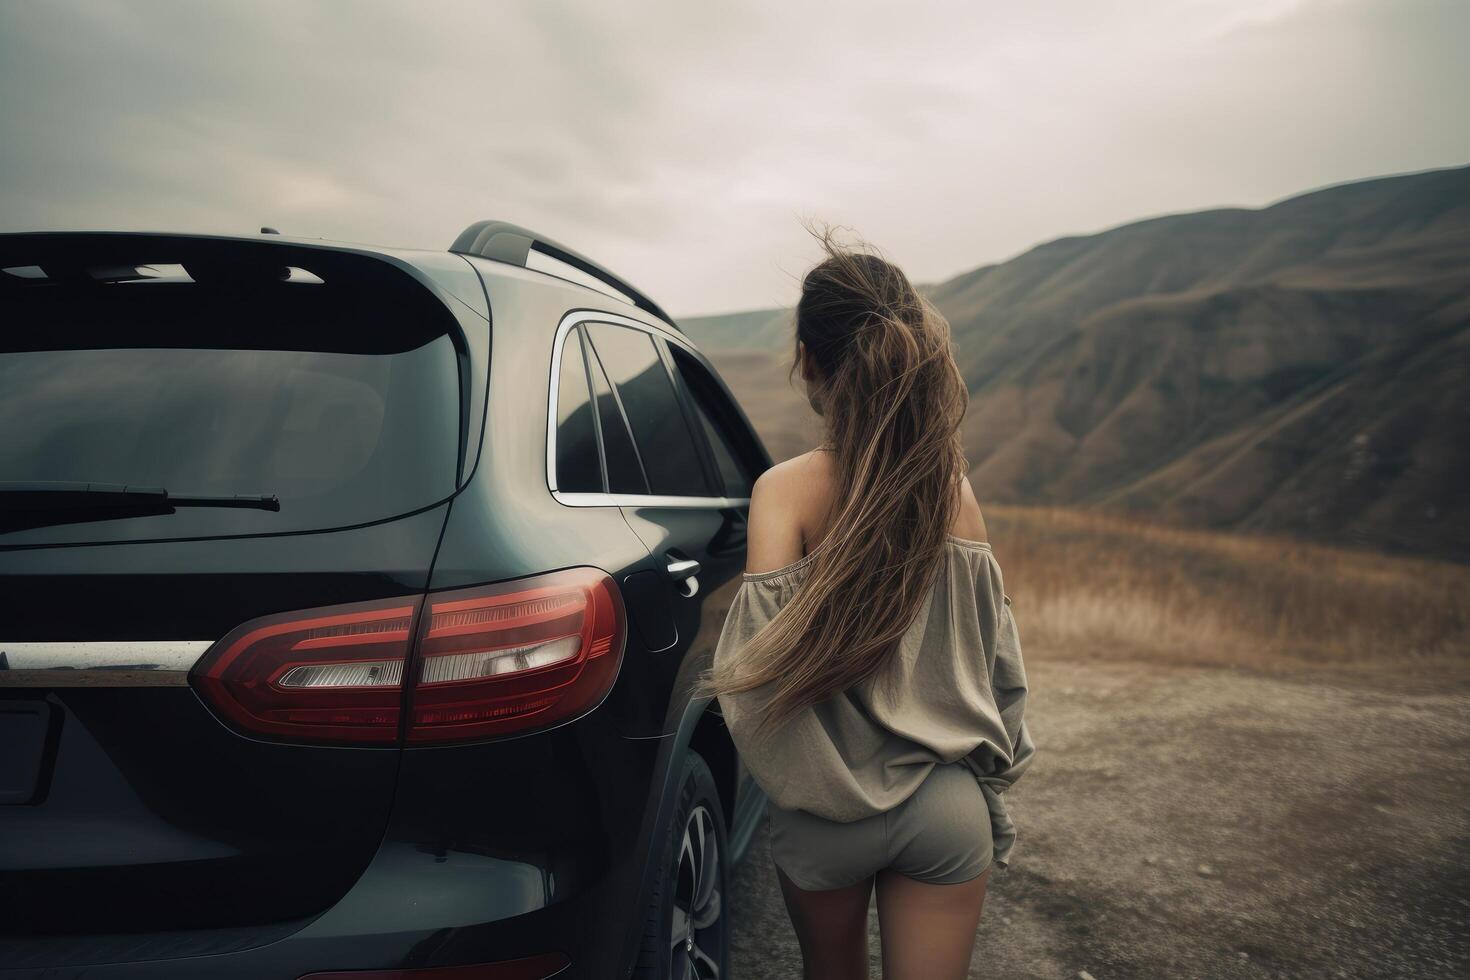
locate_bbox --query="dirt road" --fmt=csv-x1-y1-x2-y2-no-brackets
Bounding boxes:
727,659,1470,978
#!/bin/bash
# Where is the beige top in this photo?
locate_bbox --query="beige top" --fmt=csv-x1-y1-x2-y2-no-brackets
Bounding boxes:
713,535,1036,869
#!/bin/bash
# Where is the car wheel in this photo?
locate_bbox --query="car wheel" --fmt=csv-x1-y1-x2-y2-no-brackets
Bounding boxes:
635,749,729,980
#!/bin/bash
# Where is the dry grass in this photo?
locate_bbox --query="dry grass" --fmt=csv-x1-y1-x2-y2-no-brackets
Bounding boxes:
986,504,1470,686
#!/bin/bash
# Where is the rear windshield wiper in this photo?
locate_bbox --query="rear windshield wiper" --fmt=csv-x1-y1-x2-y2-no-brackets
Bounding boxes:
0,481,280,533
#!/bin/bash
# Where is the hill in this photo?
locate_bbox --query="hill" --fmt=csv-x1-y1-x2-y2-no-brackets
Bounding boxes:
682,166,1470,561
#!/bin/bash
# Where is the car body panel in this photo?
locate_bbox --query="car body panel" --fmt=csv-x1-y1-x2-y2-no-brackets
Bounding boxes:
0,504,451,967
0,231,773,979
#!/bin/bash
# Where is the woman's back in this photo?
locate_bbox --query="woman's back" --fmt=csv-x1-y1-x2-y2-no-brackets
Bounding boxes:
712,465,1031,854
742,447,989,579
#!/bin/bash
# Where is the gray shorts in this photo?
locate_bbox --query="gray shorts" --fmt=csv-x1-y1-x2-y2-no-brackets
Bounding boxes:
766,761,994,891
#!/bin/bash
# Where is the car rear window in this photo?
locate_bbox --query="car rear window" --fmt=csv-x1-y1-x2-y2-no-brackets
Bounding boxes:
1,272,462,545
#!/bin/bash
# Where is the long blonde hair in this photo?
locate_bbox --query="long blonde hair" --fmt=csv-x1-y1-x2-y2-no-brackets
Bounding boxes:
697,227,969,735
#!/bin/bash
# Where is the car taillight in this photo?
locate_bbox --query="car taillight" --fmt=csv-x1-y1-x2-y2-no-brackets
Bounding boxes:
191,596,421,744
190,567,624,747
407,566,625,743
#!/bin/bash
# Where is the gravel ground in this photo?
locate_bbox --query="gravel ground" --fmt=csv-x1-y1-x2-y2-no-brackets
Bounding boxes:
727,659,1470,979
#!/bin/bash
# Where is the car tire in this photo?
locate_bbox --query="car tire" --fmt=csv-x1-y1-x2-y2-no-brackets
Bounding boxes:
634,749,730,980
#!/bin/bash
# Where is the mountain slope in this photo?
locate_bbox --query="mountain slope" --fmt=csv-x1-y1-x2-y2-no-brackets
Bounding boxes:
681,165,1470,561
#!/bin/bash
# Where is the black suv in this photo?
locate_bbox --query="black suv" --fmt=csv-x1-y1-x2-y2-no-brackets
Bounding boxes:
0,224,770,979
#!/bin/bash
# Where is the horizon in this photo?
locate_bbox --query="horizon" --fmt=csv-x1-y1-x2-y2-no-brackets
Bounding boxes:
677,160,1470,320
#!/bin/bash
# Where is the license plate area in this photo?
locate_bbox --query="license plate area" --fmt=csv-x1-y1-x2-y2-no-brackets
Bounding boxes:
0,701,56,805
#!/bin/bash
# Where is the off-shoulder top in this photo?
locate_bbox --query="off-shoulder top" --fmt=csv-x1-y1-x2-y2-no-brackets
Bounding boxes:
712,535,1036,870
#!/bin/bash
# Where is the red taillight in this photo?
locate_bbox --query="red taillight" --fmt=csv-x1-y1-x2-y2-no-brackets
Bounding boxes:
190,567,624,746
407,566,625,744
191,596,421,744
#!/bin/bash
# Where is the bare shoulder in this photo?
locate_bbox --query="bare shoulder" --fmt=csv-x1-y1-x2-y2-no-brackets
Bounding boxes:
952,475,990,543
744,450,832,575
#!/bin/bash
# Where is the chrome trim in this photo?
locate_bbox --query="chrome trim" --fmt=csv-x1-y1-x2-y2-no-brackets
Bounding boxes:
665,558,702,579
552,491,751,510
0,640,213,688
545,310,740,510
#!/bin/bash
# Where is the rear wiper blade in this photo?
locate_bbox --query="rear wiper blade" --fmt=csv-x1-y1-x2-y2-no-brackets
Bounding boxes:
0,481,280,533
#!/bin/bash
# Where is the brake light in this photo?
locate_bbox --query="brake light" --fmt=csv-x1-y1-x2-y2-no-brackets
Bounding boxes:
191,596,421,744
190,567,624,746
407,567,625,743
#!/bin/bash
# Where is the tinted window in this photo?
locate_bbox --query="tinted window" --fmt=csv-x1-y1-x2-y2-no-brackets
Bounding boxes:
554,328,603,492
585,337,647,494
670,347,755,497
585,323,708,497
0,338,459,542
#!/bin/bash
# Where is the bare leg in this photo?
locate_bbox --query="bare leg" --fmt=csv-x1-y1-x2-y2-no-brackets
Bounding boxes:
874,866,991,980
775,863,876,979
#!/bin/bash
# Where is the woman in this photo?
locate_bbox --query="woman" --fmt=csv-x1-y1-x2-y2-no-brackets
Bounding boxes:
699,230,1035,979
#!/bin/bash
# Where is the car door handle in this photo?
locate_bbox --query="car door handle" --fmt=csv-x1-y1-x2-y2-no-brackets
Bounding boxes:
665,556,701,580
664,553,702,598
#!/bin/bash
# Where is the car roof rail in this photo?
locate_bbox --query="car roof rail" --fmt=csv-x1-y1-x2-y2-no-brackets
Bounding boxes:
450,220,677,329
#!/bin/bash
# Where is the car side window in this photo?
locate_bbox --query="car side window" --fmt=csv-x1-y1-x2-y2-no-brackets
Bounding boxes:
554,327,604,493
584,331,649,494
668,346,757,498
585,322,709,497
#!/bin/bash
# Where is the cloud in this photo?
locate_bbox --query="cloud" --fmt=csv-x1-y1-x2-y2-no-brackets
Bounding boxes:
1,0,1466,315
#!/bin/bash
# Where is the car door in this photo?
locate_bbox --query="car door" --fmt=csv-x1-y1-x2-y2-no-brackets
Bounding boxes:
570,318,767,740
653,338,775,833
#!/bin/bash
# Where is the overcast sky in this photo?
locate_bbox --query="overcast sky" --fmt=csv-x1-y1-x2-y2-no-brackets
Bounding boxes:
2,0,1466,316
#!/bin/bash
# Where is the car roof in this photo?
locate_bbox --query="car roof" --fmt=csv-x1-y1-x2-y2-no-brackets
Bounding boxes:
0,227,682,335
